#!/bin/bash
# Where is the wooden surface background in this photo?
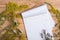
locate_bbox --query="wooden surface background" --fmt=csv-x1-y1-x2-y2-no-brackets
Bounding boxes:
0,0,60,40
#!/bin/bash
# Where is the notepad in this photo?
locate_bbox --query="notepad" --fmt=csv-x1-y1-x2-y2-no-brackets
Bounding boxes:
22,4,55,40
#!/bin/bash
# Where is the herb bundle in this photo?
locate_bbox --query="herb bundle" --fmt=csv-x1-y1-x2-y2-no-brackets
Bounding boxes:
45,2,60,39
40,29,52,40
0,2,28,40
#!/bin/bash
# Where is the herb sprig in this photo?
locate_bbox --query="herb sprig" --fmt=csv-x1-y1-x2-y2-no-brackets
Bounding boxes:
0,2,28,40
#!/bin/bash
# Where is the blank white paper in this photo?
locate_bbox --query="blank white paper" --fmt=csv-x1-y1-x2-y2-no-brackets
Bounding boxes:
22,4,55,40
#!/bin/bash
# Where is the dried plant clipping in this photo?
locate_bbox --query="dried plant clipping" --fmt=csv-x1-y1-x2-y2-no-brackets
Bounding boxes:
0,2,28,40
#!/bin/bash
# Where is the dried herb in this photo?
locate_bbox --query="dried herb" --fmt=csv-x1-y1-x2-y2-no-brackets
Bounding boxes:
19,5,28,10
45,2,60,29
0,2,28,40
45,2,60,38
40,29,52,40
6,2,19,12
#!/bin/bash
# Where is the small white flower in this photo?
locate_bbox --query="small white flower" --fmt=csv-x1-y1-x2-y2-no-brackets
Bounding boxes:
14,20,19,25
13,30,16,33
1,17,5,21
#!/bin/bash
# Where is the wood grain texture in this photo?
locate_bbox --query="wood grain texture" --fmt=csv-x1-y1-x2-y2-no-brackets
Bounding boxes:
0,0,60,40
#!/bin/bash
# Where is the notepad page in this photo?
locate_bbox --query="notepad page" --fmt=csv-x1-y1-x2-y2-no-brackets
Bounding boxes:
22,4,55,40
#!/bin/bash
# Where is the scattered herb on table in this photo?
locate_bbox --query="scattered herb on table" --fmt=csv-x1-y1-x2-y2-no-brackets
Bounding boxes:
45,2,60,38
0,2,28,40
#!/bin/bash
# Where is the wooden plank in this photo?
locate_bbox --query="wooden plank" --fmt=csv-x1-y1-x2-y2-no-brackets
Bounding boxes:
0,0,60,40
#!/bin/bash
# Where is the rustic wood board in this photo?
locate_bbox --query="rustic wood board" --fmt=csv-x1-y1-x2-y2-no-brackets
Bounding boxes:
0,0,60,40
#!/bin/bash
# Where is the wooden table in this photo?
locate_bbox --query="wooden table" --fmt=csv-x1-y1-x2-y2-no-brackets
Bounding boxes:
0,0,60,40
